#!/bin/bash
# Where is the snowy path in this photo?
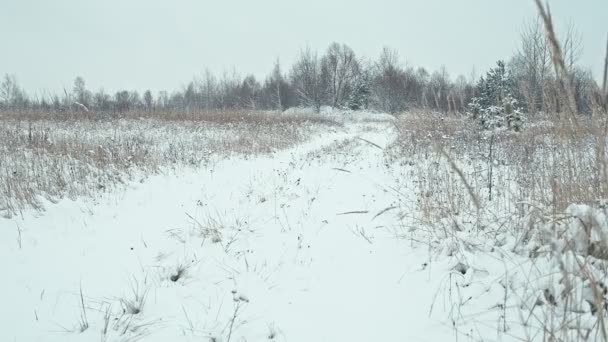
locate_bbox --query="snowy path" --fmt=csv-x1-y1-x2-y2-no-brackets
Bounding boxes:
1,118,458,342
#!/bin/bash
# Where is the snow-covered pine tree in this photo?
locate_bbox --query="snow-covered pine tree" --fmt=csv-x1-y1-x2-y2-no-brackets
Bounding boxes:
347,76,370,110
504,94,523,132
467,60,524,131
467,96,482,121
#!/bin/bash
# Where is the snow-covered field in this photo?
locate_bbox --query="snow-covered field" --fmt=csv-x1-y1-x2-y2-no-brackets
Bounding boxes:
0,113,339,217
2,111,608,342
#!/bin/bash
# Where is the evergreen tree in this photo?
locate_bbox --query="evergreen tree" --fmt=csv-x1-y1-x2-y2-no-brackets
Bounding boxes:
504,94,523,132
480,61,513,106
347,76,370,110
467,60,523,130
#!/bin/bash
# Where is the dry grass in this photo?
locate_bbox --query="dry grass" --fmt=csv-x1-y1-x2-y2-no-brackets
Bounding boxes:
389,109,607,215
386,15,608,336
0,110,341,218
386,111,608,341
0,108,340,125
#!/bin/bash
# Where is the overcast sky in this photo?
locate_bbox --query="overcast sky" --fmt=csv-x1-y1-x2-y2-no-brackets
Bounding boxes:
1,0,606,95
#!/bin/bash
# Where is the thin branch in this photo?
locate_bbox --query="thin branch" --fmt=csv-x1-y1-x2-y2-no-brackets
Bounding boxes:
356,137,383,149
337,210,369,215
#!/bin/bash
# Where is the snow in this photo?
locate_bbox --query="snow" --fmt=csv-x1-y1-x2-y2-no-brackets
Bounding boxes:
2,113,607,341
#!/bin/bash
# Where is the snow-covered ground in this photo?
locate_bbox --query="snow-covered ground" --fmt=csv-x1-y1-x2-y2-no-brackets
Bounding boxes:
2,113,607,342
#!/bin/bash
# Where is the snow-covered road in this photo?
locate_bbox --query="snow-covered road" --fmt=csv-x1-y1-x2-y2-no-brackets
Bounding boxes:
1,117,459,342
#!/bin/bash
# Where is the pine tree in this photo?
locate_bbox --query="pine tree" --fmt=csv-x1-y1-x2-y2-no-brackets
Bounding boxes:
347,76,370,110
467,60,524,130
504,94,523,132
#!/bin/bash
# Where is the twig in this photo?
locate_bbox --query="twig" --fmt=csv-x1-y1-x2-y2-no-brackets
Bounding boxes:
332,168,351,173
182,305,194,333
356,137,383,149
15,223,22,249
355,226,373,244
226,302,243,342
78,283,89,332
336,210,369,215
372,206,397,220
102,304,112,336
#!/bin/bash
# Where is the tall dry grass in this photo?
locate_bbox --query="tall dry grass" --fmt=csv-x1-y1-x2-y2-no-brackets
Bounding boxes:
0,110,341,218
386,2,608,340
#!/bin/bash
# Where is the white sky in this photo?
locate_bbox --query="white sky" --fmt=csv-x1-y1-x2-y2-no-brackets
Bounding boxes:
1,0,606,95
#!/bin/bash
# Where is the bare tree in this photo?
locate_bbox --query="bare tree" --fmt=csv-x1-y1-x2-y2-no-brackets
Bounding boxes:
238,75,260,109
561,21,583,72
321,43,359,108
428,66,451,113
560,21,587,112
291,47,325,112
114,91,131,112
1,74,29,110
270,58,284,111
93,89,111,111
72,76,92,110
201,69,217,111
157,91,170,109
183,82,197,110
262,58,293,111
371,47,407,113
143,90,153,110
0,74,15,106
511,17,552,114
217,68,242,110
453,75,474,113
417,67,431,108
400,66,426,109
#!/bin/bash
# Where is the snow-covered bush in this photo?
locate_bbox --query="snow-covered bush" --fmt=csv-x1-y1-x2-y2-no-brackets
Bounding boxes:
500,203,608,338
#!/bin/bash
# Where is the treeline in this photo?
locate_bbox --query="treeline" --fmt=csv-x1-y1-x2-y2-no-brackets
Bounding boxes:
0,18,604,116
